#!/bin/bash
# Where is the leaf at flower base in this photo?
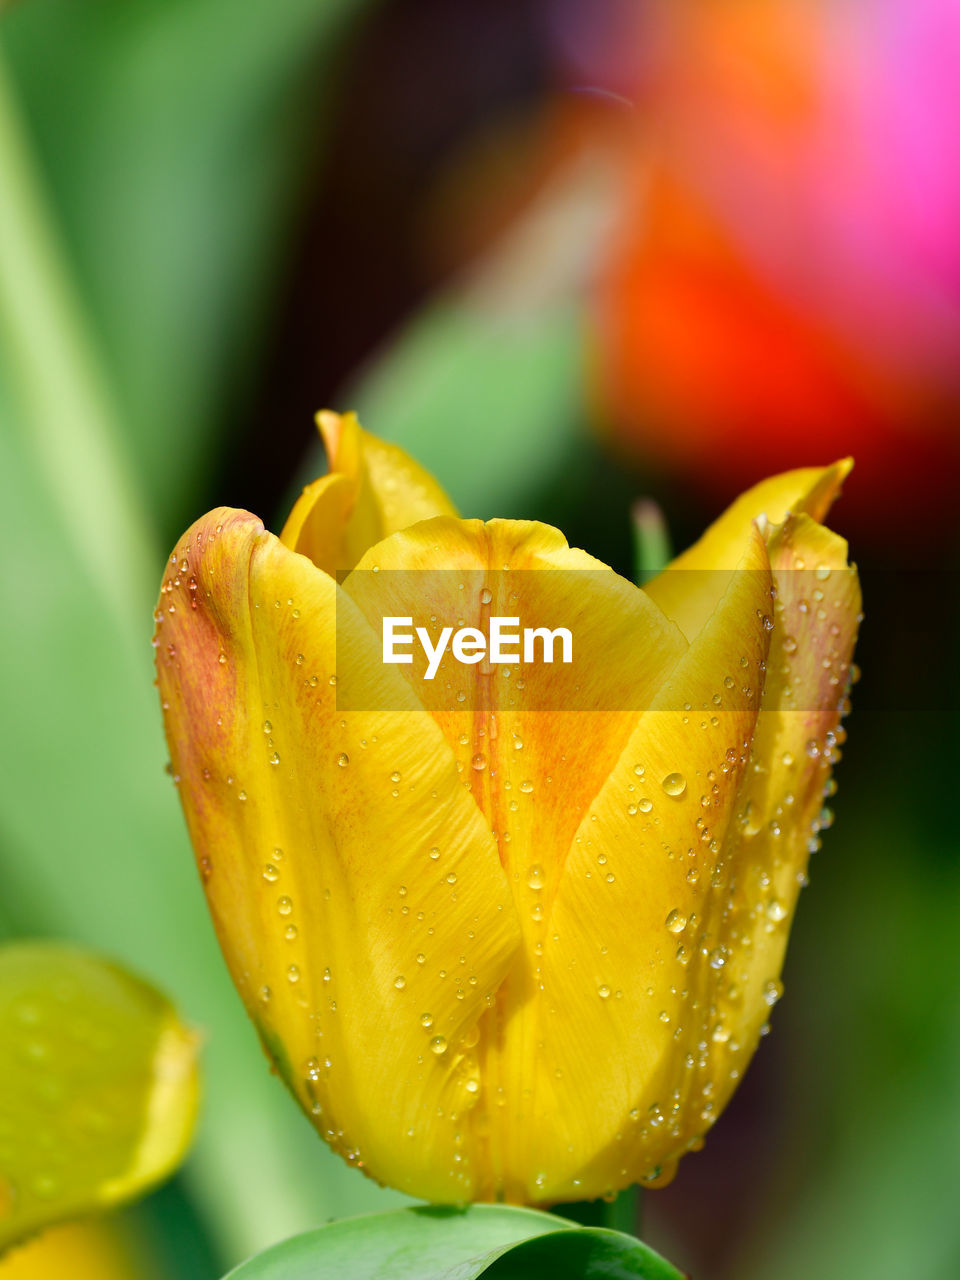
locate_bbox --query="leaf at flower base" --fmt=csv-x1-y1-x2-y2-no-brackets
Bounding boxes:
477,1228,685,1280
0,942,199,1256
224,1205,684,1280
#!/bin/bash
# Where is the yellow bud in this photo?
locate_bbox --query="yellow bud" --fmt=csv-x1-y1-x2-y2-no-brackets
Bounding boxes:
155,415,859,1205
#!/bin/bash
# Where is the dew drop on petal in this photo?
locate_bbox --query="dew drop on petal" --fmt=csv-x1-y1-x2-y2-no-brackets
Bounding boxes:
763,979,784,1006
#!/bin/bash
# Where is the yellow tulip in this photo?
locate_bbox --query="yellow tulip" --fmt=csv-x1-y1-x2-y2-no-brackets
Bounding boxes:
155,411,860,1205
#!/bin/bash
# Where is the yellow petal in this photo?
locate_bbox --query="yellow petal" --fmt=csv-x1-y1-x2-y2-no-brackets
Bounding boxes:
645,459,852,640
0,943,198,1255
156,509,519,1202
343,514,688,925
342,516,690,1200
700,513,861,1122
280,411,458,575
525,527,773,1201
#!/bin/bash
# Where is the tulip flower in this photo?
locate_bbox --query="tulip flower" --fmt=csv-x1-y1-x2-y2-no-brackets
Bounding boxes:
155,412,859,1205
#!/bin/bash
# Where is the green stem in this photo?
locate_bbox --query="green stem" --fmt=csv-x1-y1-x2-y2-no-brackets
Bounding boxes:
0,44,156,630
632,498,672,585
552,1186,643,1237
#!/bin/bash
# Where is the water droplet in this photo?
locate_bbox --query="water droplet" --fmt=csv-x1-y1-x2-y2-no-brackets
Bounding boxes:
519,780,534,794
446,872,458,885
662,772,687,798
430,1035,448,1055
218,651,227,665
598,984,611,999
262,863,280,882
277,896,293,916
665,909,687,934
766,898,787,923
480,588,493,605
429,846,440,860
763,979,784,1006
471,754,486,772
637,797,653,813
287,965,300,983
528,864,545,890
394,975,406,990
337,753,350,768
420,1013,433,1028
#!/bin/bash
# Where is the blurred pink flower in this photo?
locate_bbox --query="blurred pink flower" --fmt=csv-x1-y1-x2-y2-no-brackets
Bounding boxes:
563,0,960,527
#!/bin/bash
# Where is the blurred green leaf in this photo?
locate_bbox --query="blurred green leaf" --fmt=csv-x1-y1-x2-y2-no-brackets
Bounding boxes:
349,299,584,519
224,1205,683,1280
0,941,198,1255
738,805,960,1280
328,160,612,520
0,0,366,530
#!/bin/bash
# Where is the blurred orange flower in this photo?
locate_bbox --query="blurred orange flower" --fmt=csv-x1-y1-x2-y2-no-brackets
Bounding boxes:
572,0,960,525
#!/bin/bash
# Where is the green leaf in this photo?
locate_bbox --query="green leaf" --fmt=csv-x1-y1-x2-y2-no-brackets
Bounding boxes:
348,299,585,520
0,941,198,1255
223,1205,684,1280
0,0,368,527
478,1229,684,1280
313,160,612,524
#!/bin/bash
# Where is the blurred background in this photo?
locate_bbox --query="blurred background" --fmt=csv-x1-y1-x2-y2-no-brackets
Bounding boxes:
0,0,957,1277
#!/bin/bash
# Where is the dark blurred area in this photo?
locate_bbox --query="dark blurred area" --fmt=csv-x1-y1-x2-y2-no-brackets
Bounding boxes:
0,0,957,1276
